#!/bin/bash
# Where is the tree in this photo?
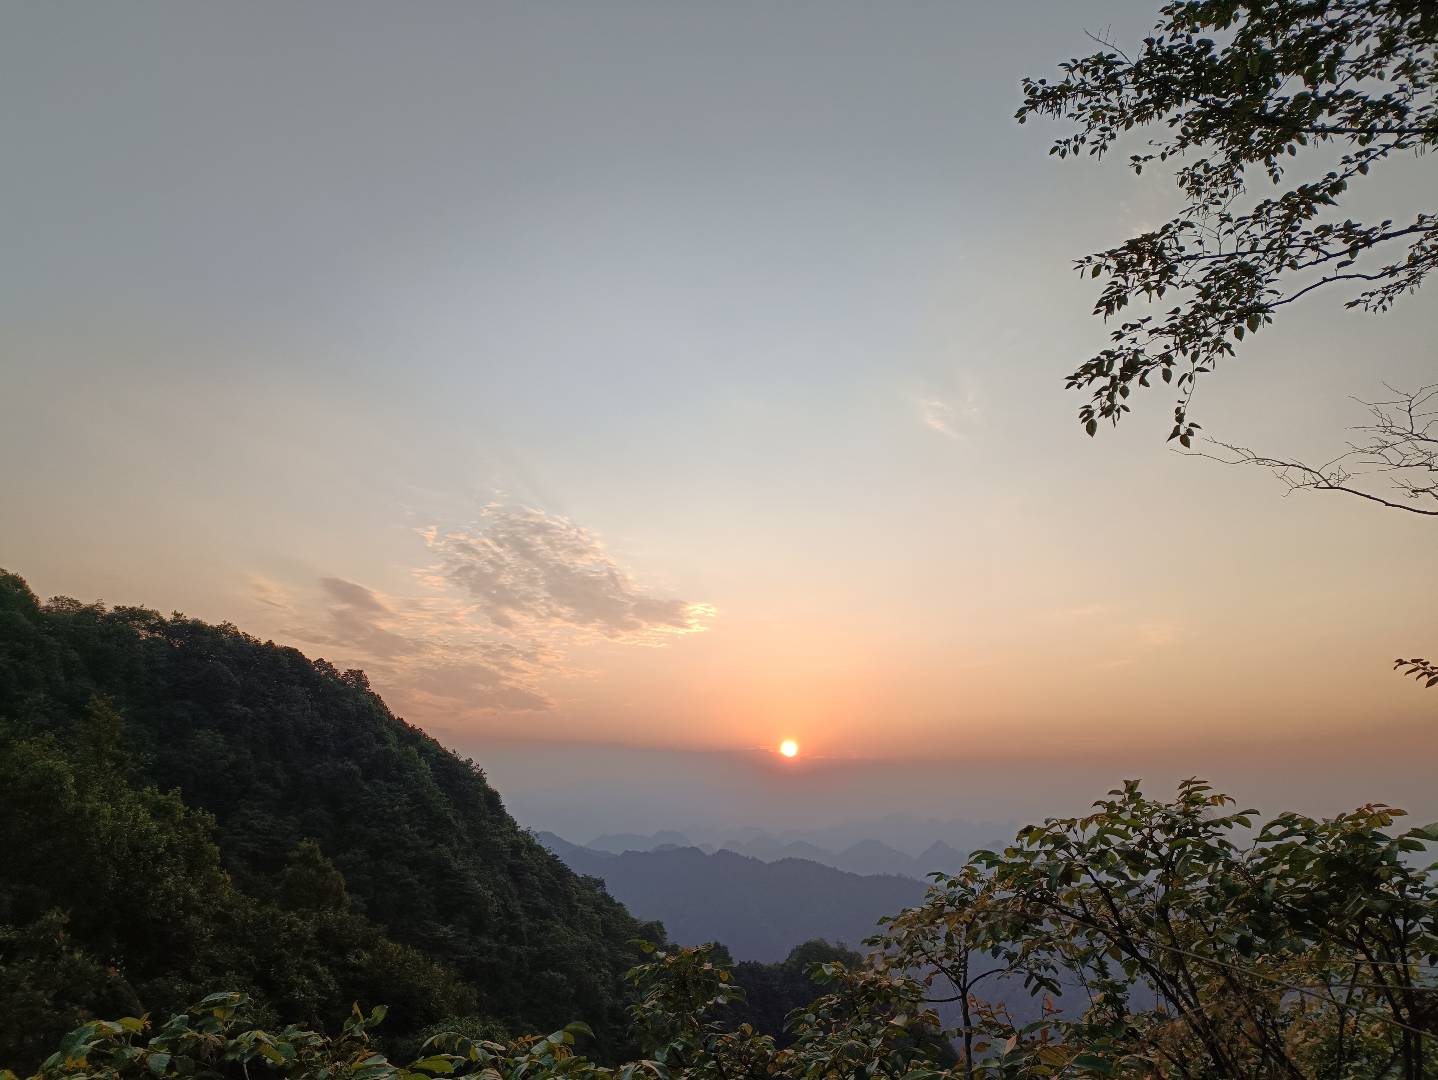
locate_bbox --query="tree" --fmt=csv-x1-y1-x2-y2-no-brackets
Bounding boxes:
1019,0,1436,440
1019,0,1436,682
724,941,862,1045
874,779,1438,1080
276,842,351,914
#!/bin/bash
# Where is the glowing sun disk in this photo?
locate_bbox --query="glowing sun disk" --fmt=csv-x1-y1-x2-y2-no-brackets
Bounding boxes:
779,739,799,758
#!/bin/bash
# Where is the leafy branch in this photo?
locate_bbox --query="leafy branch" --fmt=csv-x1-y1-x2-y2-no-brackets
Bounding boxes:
1018,0,1438,442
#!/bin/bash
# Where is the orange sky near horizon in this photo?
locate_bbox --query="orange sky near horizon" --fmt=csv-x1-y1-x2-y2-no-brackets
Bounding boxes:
1,0,1433,790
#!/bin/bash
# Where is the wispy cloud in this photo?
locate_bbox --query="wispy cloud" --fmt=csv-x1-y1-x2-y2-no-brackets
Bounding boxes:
316,577,422,659
918,388,982,440
920,398,961,438
249,576,293,610
249,504,713,719
423,505,713,641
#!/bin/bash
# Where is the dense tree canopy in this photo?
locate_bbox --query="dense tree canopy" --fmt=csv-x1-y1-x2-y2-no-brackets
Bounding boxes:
0,571,661,1068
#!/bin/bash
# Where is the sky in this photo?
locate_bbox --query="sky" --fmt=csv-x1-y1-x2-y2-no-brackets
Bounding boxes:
2,1,1434,831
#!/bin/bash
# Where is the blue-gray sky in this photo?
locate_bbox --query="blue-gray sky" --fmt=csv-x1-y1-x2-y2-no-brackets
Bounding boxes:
3,1,1434,827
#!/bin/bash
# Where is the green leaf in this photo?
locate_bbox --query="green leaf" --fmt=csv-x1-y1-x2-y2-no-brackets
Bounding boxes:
1072,1052,1114,1075
410,1056,459,1074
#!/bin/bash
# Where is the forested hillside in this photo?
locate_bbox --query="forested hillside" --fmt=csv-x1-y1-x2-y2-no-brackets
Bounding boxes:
0,571,662,1067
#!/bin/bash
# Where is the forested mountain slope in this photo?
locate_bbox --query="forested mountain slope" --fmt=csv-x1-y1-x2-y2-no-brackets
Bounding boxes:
0,571,661,1067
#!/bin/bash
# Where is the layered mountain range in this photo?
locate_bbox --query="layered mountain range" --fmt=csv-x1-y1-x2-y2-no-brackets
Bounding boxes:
581,830,980,879
537,832,930,961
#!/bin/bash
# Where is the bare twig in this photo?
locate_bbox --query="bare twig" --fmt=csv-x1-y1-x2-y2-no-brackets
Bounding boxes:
1185,385,1438,518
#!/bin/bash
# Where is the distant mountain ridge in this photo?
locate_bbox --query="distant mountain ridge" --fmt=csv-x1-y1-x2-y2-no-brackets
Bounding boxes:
537,833,928,961
564,830,977,879
587,830,693,853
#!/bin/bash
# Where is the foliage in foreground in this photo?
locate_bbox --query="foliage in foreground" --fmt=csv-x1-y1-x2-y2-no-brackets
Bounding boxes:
10,781,1437,1080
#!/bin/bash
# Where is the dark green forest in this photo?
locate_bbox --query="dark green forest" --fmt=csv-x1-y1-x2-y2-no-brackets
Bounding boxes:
0,570,668,1062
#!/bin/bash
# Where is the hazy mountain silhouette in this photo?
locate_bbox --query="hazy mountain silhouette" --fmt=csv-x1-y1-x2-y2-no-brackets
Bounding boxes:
537,836,927,961
709,834,975,879
773,816,1011,859
586,830,693,852
831,838,917,877
534,831,608,861
915,840,969,876
570,827,990,880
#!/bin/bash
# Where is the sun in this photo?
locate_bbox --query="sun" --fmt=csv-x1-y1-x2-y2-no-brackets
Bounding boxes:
778,739,799,758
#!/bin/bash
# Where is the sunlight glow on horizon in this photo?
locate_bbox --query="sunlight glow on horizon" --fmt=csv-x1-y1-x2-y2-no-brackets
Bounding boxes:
779,739,799,758
1,0,1434,787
